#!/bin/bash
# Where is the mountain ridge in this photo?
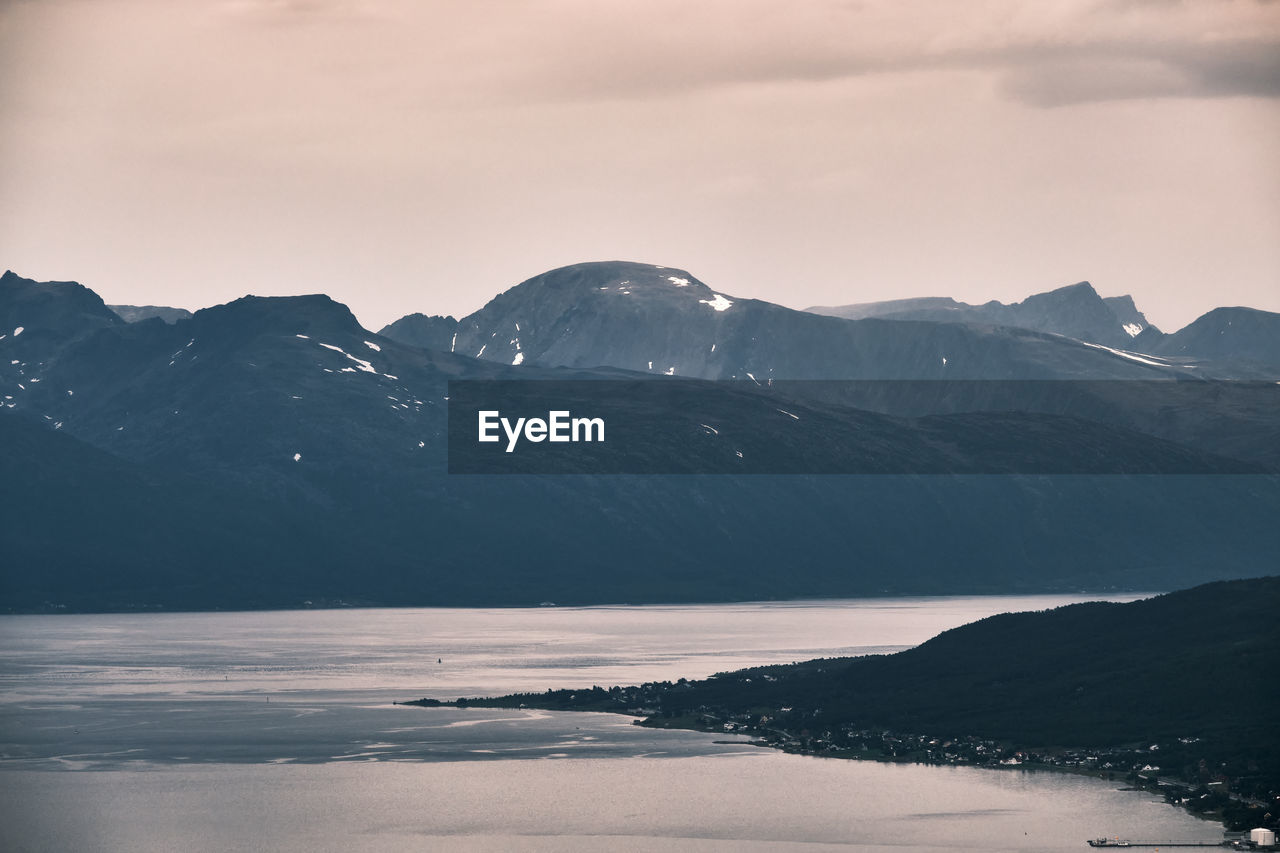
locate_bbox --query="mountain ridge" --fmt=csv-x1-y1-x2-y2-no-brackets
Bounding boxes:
806,280,1156,348
4,265,1280,611
381,262,1223,380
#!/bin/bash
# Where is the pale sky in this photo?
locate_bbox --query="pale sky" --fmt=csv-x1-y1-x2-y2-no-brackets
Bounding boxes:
2,0,1278,332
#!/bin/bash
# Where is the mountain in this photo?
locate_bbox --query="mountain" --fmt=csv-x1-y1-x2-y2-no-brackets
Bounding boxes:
807,281,1155,349
108,304,193,324
807,281,1280,375
1,270,125,363
457,577,1280,819
378,312,459,353
378,262,1280,468
1103,294,1148,334
4,268,1280,611
382,262,1194,380
1141,307,1280,373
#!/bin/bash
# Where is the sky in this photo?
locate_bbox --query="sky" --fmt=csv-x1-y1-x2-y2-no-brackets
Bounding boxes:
1,0,1278,334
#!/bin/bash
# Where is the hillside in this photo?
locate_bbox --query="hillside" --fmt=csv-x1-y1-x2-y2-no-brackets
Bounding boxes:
449,578,1280,825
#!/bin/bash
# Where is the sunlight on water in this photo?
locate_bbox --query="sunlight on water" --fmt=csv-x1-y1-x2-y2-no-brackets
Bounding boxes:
0,595,1223,852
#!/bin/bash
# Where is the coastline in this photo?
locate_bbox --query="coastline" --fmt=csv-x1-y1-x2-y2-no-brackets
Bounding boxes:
404,697,1244,834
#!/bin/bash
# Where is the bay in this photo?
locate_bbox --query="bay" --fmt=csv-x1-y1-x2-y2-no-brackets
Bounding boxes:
0,595,1226,851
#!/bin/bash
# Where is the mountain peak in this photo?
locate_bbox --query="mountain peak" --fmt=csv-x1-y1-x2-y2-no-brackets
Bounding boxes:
440,261,742,369
500,260,715,299
379,312,459,353
1046,280,1096,296
1,270,124,338
192,294,365,338
1147,305,1280,369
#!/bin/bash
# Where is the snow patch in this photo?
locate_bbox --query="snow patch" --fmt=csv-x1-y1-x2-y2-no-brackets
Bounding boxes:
450,332,457,353
512,352,524,365
293,453,302,462
745,372,760,385
1079,341,1173,368
710,343,716,353
418,441,425,448
667,276,689,286
296,334,310,339
1123,323,1143,338
699,294,733,312
735,450,744,459
67,390,74,396
699,423,719,435
476,344,487,357
363,341,381,352
13,326,24,336
665,366,676,375
317,342,377,373
776,409,799,420
941,356,948,366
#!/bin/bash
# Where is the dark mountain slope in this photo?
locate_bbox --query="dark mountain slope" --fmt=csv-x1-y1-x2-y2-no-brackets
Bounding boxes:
1146,306,1280,371
1,270,124,363
0,410,371,610
464,578,1280,805
4,269,1280,611
672,577,1280,747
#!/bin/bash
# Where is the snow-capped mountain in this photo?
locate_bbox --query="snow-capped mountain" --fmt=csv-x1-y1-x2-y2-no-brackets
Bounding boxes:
3,266,1278,612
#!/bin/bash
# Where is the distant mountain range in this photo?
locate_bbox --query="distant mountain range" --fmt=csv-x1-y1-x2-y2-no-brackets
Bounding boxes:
107,304,193,324
807,282,1156,349
809,284,1280,376
381,262,1280,378
3,264,1278,611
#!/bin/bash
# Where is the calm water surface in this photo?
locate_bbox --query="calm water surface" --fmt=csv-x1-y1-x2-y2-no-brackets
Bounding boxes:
0,596,1225,851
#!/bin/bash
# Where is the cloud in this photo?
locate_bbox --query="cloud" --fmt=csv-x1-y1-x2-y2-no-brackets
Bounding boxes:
387,0,1280,108
998,41,1280,106
7,0,1274,122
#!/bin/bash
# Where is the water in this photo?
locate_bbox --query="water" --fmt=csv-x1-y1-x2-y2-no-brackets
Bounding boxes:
0,596,1226,851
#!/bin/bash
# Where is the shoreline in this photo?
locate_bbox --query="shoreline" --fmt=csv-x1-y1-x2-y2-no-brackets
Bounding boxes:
405,697,1240,834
